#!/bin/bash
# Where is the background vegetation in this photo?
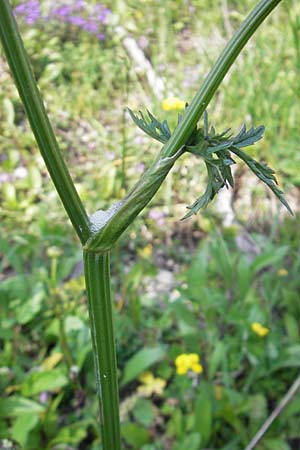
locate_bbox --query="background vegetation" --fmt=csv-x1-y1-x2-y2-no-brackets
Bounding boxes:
0,0,300,449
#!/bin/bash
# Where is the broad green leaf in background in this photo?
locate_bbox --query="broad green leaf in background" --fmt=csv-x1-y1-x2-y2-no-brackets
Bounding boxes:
49,421,91,446
269,345,300,372
284,313,300,343
250,246,288,274
208,341,225,380
16,284,45,325
11,413,39,447
173,432,202,450
0,397,45,418
263,438,291,450
194,382,212,447
121,422,150,448
21,369,68,396
132,399,155,427
121,346,166,386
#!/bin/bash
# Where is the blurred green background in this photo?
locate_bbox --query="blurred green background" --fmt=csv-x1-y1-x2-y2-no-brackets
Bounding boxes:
0,0,300,449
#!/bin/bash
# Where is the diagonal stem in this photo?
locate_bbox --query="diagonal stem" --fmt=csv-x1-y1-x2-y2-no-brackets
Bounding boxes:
244,373,300,450
85,0,282,253
83,251,121,450
162,0,282,158
0,0,90,243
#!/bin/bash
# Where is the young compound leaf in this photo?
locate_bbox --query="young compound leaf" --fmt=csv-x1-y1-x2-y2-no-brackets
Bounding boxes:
232,124,265,148
183,112,292,218
230,146,293,214
129,107,291,217
183,162,225,219
128,108,171,144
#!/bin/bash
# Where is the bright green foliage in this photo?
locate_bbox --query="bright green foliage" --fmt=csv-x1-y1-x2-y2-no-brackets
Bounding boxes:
0,0,298,449
1,227,300,449
130,109,292,217
128,109,172,144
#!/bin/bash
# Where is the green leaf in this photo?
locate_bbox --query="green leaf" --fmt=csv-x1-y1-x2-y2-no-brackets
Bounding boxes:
16,284,45,325
50,421,90,445
128,108,171,144
183,112,291,217
121,422,150,448
183,162,226,219
21,369,68,396
263,438,291,450
0,397,45,418
250,246,288,273
174,433,202,450
121,346,166,386
284,313,300,343
232,124,265,148
230,146,292,214
11,413,39,447
194,382,212,446
208,341,225,380
132,399,155,427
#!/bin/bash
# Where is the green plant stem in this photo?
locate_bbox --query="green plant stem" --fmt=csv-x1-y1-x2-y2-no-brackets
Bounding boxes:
86,0,282,252
162,0,282,158
83,251,121,450
0,0,90,244
0,1,284,449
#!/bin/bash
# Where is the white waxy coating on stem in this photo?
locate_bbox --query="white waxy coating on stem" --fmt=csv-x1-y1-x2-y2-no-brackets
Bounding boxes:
89,202,122,233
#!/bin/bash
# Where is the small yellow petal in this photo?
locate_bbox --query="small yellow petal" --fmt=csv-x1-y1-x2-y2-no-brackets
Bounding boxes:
189,353,200,364
177,366,188,375
191,363,203,374
161,97,185,111
138,244,152,259
175,354,188,367
251,322,269,337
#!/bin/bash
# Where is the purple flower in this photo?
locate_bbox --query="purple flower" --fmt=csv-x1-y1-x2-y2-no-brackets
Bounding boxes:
14,1,110,40
14,0,41,24
149,209,165,221
72,0,85,10
39,392,48,404
14,3,27,14
51,5,73,17
82,21,99,34
66,16,87,27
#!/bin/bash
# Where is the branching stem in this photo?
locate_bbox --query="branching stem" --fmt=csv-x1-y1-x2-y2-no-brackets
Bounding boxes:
0,1,284,450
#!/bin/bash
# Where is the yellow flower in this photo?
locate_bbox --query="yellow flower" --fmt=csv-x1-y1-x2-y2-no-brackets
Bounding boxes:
138,244,152,259
251,322,270,337
175,353,203,375
137,372,166,397
277,267,288,277
161,97,185,112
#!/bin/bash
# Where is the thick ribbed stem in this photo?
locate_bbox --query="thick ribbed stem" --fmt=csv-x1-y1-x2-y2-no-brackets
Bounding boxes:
83,251,121,450
0,0,90,243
